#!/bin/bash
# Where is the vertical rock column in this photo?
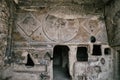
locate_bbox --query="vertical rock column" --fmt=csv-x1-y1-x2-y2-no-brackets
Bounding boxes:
0,0,9,69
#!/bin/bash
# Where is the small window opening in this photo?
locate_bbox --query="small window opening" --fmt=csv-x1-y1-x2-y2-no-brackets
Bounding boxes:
77,47,88,61
104,48,111,55
25,54,34,67
92,45,102,56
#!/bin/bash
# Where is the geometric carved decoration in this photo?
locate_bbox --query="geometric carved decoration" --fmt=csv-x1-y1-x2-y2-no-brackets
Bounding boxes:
82,19,100,35
17,13,40,37
43,15,79,42
96,30,108,43
16,13,108,44
75,26,89,42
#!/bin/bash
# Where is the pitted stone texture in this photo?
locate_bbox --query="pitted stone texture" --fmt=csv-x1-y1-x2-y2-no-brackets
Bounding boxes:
0,0,9,70
105,0,120,46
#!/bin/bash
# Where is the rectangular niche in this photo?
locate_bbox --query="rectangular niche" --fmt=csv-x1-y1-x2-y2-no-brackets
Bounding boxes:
104,48,111,55
92,45,102,56
76,45,89,62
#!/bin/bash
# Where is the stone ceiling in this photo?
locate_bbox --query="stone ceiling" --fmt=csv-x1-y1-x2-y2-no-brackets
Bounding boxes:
10,0,114,19
14,0,111,4
13,0,112,11
3,0,114,17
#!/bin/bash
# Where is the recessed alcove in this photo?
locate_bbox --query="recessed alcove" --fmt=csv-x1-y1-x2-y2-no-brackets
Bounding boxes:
25,54,35,67
92,45,102,56
76,47,88,61
104,48,111,55
53,45,71,80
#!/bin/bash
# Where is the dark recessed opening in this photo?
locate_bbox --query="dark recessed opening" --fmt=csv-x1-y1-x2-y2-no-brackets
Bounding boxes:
104,48,111,55
77,47,88,61
92,45,102,56
53,45,71,80
90,36,96,43
25,54,34,67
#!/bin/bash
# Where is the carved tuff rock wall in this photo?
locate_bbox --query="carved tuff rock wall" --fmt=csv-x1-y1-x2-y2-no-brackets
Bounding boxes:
6,2,114,80
0,0,9,72
105,0,120,47
15,13,108,43
0,0,119,80
105,0,120,80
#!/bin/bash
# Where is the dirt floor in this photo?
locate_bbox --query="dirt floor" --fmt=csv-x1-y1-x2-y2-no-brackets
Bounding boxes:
53,66,71,80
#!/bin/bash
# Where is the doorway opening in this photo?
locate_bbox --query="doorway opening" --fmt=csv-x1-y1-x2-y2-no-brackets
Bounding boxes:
53,45,71,80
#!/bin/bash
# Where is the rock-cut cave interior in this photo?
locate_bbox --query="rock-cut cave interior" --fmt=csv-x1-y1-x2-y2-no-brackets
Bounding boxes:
0,0,120,80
